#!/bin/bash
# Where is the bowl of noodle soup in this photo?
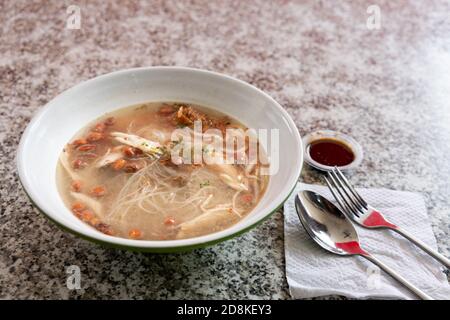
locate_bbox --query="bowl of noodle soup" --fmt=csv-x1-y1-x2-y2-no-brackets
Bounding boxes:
17,67,303,251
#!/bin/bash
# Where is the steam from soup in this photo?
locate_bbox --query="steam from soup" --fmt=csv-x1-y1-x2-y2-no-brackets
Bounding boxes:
57,102,269,240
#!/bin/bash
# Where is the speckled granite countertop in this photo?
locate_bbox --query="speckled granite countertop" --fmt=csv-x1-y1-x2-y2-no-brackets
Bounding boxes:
1,0,449,299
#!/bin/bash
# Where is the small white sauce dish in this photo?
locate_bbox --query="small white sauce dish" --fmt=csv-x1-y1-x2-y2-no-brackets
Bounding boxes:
302,130,363,172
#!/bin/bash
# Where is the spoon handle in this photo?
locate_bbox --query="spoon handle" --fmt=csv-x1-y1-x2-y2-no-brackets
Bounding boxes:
361,254,433,300
391,227,450,268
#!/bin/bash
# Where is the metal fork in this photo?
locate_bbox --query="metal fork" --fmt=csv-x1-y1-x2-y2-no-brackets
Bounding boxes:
324,167,450,269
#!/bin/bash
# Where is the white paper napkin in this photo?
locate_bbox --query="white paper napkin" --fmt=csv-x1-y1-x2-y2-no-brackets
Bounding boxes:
284,183,450,300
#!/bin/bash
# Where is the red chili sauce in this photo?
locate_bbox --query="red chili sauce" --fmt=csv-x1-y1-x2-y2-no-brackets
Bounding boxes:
309,139,355,167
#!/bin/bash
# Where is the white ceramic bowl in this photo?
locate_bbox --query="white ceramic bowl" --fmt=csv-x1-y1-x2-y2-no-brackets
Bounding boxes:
17,67,303,252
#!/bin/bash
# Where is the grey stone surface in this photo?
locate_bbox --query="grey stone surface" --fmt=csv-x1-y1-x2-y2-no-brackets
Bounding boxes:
0,0,448,299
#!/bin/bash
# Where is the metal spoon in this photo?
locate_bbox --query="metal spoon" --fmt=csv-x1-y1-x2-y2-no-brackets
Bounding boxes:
295,190,433,300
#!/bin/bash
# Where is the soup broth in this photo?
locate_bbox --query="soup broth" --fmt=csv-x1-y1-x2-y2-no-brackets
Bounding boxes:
57,102,269,240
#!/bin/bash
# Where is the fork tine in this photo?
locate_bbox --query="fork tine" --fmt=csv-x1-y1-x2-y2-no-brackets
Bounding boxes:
329,170,365,216
325,173,360,218
324,176,353,216
333,167,368,208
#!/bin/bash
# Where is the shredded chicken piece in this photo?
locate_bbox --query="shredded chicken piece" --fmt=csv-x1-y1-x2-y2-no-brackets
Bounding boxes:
59,150,82,181
110,132,165,158
209,164,248,191
176,209,234,239
95,147,123,168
